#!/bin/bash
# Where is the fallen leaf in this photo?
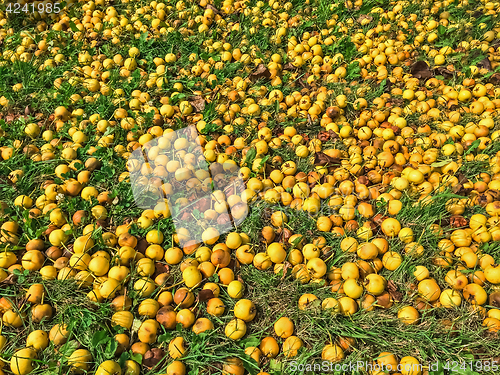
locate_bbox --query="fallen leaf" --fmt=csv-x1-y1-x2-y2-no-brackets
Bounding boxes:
198,289,215,301
0,273,16,285
317,131,330,142
313,152,340,166
262,207,273,221
297,77,311,89
283,62,298,71
488,73,500,84
430,159,452,168
387,281,403,303
143,348,166,369
411,60,433,80
277,227,292,243
450,215,468,228
136,238,149,254
328,129,339,140
384,79,393,93
387,282,397,294
206,4,221,15
357,14,373,24
478,57,492,71
388,98,404,106
433,66,454,78
189,95,206,112
372,214,386,227
216,213,231,225
249,64,271,82
456,172,468,184
0,176,14,187
280,262,291,280
451,183,472,196
153,263,170,281
307,114,313,127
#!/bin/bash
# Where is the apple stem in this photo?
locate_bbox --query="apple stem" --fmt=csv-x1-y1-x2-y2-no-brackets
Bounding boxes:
165,280,185,290
18,298,28,313
324,252,335,262
190,300,199,312
188,280,202,292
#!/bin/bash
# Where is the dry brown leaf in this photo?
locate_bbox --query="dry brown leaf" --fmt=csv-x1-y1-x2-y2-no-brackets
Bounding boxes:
198,289,215,302
249,64,271,82
433,66,454,78
489,73,500,84
189,95,206,112
206,4,221,15
0,273,16,285
357,14,373,24
317,131,330,142
387,281,403,303
283,62,298,71
479,57,492,70
411,60,433,80
450,215,468,228
280,261,292,280
313,152,340,166
143,348,166,369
